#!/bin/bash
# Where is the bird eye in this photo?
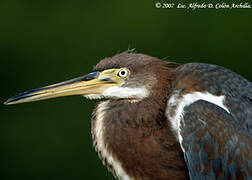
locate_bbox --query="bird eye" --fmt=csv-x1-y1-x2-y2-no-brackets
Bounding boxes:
118,69,128,78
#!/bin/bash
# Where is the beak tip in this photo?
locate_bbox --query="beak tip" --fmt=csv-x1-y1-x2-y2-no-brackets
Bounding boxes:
4,101,10,105
4,97,17,105
4,98,12,105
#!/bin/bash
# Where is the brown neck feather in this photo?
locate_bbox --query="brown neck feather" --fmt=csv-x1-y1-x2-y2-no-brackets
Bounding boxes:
92,65,189,180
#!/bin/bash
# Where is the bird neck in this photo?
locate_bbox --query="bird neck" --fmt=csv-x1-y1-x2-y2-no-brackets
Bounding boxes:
92,96,188,179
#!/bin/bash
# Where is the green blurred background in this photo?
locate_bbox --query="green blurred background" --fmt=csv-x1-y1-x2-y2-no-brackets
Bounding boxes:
1,0,251,179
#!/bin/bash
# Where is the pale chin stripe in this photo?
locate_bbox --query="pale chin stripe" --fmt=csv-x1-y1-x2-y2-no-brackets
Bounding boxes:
83,87,149,100
166,91,230,151
102,86,149,99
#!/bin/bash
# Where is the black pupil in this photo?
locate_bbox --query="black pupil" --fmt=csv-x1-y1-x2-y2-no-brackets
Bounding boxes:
120,70,126,76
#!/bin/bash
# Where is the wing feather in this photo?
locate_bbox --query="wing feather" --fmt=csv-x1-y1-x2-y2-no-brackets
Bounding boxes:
180,100,252,180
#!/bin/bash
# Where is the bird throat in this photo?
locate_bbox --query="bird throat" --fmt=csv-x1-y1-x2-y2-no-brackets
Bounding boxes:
91,97,188,180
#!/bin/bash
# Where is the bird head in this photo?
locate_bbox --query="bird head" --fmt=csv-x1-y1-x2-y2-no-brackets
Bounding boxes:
4,53,178,105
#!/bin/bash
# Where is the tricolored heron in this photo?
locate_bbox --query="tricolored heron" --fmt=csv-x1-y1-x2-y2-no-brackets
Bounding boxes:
4,53,252,180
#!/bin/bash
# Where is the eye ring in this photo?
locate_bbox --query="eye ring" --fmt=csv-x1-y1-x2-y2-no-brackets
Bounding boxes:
117,69,128,78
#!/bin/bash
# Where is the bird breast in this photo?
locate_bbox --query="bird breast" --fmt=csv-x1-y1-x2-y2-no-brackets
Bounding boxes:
92,101,134,180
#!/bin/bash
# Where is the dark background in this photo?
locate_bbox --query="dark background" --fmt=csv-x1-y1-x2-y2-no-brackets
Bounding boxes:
1,0,251,180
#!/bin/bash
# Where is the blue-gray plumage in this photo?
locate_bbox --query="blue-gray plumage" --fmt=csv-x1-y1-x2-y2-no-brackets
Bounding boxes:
182,101,251,179
170,63,252,179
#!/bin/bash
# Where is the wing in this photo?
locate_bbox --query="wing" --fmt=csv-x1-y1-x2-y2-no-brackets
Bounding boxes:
168,63,252,179
174,63,252,135
180,100,252,180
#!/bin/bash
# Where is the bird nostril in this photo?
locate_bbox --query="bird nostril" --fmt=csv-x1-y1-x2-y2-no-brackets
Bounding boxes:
100,78,113,82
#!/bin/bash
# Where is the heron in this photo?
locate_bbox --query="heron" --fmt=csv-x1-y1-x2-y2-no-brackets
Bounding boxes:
4,52,252,180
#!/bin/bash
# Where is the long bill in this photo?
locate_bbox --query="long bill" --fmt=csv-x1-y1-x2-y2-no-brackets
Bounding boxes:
4,71,116,105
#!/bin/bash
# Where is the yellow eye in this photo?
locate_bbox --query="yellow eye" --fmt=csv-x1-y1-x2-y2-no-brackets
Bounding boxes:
117,69,129,78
